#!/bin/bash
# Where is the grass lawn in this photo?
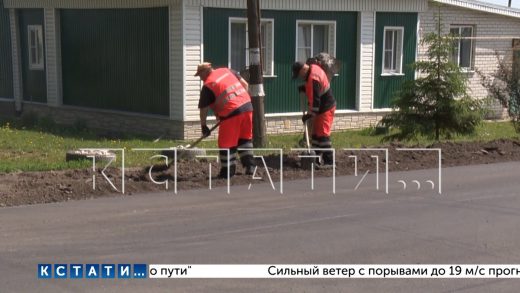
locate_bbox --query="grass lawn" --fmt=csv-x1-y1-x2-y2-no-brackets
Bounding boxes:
0,119,518,173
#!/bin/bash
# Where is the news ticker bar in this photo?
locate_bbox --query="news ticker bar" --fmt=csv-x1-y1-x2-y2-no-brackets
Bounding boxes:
39,264,520,279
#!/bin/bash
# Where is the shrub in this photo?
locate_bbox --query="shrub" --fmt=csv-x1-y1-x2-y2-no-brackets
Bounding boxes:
381,13,482,141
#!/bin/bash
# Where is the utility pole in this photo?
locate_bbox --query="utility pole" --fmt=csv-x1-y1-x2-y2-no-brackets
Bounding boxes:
247,0,267,147
509,0,512,7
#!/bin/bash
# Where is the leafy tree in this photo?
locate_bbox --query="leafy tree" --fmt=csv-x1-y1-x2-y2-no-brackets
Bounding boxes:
480,52,520,132
381,13,482,141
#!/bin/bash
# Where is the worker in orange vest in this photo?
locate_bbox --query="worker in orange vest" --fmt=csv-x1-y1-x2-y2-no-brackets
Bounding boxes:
195,62,255,178
292,61,336,166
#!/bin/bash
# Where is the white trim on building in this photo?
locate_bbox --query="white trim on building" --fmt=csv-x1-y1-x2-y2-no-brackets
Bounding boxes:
44,8,63,107
295,20,337,63
227,17,275,77
9,8,22,112
381,26,404,76
358,11,376,112
4,0,180,8
432,0,520,19
449,25,476,70
27,24,44,71
189,0,429,12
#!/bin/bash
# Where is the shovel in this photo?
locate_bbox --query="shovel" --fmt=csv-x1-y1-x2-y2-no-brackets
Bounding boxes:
297,89,317,169
300,113,317,170
186,122,220,149
161,122,220,160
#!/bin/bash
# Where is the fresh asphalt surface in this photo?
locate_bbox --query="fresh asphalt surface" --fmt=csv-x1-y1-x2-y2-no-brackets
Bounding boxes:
1,162,520,292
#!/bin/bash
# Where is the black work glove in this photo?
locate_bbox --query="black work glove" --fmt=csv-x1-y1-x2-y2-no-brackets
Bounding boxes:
302,113,313,123
201,125,211,137
298,85,306,93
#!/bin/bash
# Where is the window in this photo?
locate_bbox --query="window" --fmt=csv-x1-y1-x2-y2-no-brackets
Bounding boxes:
296,21,336,63
450,26,474,70
229,18,274,76
27,25,44,70
382,27,404,75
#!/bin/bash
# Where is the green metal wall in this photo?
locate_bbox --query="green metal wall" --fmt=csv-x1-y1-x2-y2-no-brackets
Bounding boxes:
61,8,169,115
373,12,417,109
0,0,13,99
18,9,46,103
203,8,358,113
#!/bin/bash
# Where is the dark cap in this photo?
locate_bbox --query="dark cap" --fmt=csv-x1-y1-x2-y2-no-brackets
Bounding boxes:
291,61,305,79
194,62,212,76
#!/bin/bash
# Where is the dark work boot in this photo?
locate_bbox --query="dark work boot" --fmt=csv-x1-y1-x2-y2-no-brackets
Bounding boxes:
321,150,334,168
240,154,256,176
218,165,236,179
238,138,255,176
245,165,256,176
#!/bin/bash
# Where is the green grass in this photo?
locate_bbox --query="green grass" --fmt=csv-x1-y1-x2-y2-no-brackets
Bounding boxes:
247,121,520,149
0,120,186,173
0,119,518,173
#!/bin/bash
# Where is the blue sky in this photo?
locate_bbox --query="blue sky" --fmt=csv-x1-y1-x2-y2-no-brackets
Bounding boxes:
481,0,520,8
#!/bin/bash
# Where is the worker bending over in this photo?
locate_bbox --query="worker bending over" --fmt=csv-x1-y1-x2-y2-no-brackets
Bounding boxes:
195,62,255,178
292,61,336,166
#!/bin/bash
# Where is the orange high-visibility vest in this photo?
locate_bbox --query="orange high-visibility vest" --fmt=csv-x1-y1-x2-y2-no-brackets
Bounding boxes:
204,68,251,118
305,64,331,113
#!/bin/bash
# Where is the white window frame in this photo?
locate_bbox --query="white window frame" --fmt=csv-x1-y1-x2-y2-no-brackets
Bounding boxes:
450,25,475,71
295,20,337,62
382,26,404,76
27,25,44,71
228,17,275,77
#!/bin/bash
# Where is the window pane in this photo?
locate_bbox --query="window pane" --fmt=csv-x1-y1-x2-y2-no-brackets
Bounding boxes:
260,49,266,75
395,30,403,72
451,41,459,65
450,28,459,36
460,38,472,68
261,22,268,75
392,31,398,71
298,48,311,63
313,25,329,55
450,28,460,65
383,29,395,72
384,51,393,71
460,27,473,68
37,28,42,65
230,22,247,72
37,43,43,65
30,30,36,48
261,23,267,44
297,24,311,62
298,24,311,48
384,30,394,51
31,48,37,64
461,27,472,38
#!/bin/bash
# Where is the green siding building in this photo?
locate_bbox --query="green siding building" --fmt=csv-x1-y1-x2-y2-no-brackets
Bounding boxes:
0,0,518,138
203,8,358,113
0,0,13,100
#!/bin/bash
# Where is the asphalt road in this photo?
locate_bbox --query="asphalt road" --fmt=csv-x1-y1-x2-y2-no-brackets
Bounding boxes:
1,162,520,292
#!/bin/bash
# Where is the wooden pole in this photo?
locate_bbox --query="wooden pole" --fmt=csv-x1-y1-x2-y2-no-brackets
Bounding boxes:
247,0,267,147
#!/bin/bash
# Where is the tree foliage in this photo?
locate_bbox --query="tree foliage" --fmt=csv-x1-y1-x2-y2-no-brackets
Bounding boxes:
480,52,520,132
381,13,482,141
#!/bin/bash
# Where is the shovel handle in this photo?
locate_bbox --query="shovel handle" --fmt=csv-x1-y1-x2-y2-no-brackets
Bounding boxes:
304,120,311,152
188,122,221,148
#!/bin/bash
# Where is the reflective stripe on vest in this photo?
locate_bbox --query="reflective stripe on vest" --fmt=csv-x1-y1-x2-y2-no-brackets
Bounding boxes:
204,68,251,117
